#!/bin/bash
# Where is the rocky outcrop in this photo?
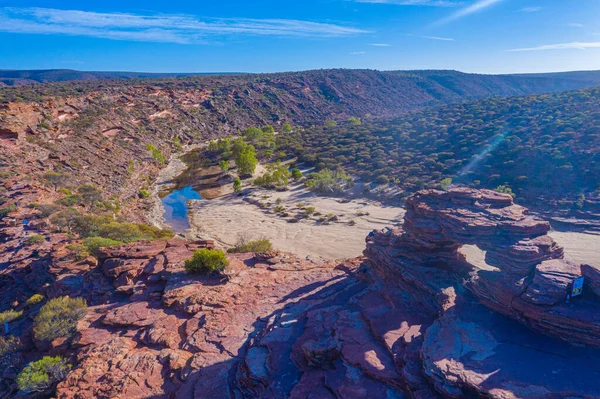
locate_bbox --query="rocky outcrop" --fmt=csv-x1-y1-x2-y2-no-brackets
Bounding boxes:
373,188,600,347
3,188,600,399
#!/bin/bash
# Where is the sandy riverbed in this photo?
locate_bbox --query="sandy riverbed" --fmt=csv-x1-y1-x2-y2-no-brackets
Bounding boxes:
188,182,405,260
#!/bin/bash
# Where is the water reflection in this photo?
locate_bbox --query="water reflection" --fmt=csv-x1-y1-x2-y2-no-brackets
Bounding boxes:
161,186,202,233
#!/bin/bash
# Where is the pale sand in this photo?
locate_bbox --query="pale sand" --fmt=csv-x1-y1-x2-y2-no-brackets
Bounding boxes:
188,183,405,260
460,232,600,269
549,231,600,267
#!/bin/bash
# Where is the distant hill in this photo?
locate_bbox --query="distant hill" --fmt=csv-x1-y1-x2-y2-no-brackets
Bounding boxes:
511,70,600,83
0,69,241,86
2,69,600,118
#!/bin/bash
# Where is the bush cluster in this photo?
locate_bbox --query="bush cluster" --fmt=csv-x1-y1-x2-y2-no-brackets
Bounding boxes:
305,169,354,193
227,239,273,254
184,249,229,275
33,296,87,342
17,356,71,393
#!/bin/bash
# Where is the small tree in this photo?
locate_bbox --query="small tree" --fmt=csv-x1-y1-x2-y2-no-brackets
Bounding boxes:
440,178,452,191
233,178,242,193
17,356,71,393
49,208,81,233
348,117,361,125
219,160,229,174
237,146,258,177
77,185,103,210
282,122,293,133
291,169,303,180
185,249,229,275
43,172,69,191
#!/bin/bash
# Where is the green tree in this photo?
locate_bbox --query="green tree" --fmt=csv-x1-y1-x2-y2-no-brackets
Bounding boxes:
348,117,361,125
233,178,242,193
282,122,293,133
219,160,229,174
237,145,258,177
43,172,69,191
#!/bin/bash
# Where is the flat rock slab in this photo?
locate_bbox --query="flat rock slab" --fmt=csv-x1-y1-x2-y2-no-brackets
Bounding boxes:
422,299,600,398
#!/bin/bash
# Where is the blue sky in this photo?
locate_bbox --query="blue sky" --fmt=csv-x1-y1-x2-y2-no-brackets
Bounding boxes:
0,0,599,74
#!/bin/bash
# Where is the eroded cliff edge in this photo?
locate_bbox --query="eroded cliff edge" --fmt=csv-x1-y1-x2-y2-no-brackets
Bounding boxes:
3,187,599,398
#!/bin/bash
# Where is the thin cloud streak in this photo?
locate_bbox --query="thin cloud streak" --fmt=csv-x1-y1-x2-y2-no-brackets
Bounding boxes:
520,7,542,12
422,35,455,41
355,0,463,6
369,43,392,46
508,42,600,52
0,7,368,44
431,0,504,26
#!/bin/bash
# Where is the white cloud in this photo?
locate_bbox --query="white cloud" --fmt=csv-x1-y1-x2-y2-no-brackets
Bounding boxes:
520,7,542,12
350,51,366,54
568,23,584,28
355,0,463,6
422,35,455,41
0,7,368,44
369,43,392,46
432,0,504,26
508,42,600,52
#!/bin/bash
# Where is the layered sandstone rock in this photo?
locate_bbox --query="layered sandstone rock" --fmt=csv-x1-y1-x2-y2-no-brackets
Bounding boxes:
3,187,600,399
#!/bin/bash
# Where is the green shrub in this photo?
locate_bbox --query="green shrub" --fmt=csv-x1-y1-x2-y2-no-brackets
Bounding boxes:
0,204,17,218
440,178,453,191
219,160,229,174
38,203,61,218
58,194,82,206
375,175,390,185
0,309,23,324
66,243,90,260
304,206,316,215
185,249,229,275
305,169,353,193
82,237,122,256
26,294,45,306
17,356,71,393
77,185,103,209
254,163,290,190
291,169,303,179
146,144,166,164
0,335,20,357
233,178,242,193
494,185,515,198
282,122,293,133
73,215,174,243
228,239,273,254
25,235,45,246
138,189,151,198
33,297,87,342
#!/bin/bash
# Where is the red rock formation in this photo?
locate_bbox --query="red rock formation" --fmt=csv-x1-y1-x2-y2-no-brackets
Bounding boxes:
3,187,600,399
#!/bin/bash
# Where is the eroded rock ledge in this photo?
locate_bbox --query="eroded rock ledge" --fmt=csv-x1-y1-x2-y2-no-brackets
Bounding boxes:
4,188,600,398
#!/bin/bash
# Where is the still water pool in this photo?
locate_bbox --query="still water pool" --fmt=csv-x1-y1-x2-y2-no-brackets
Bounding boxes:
161,186,202,233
